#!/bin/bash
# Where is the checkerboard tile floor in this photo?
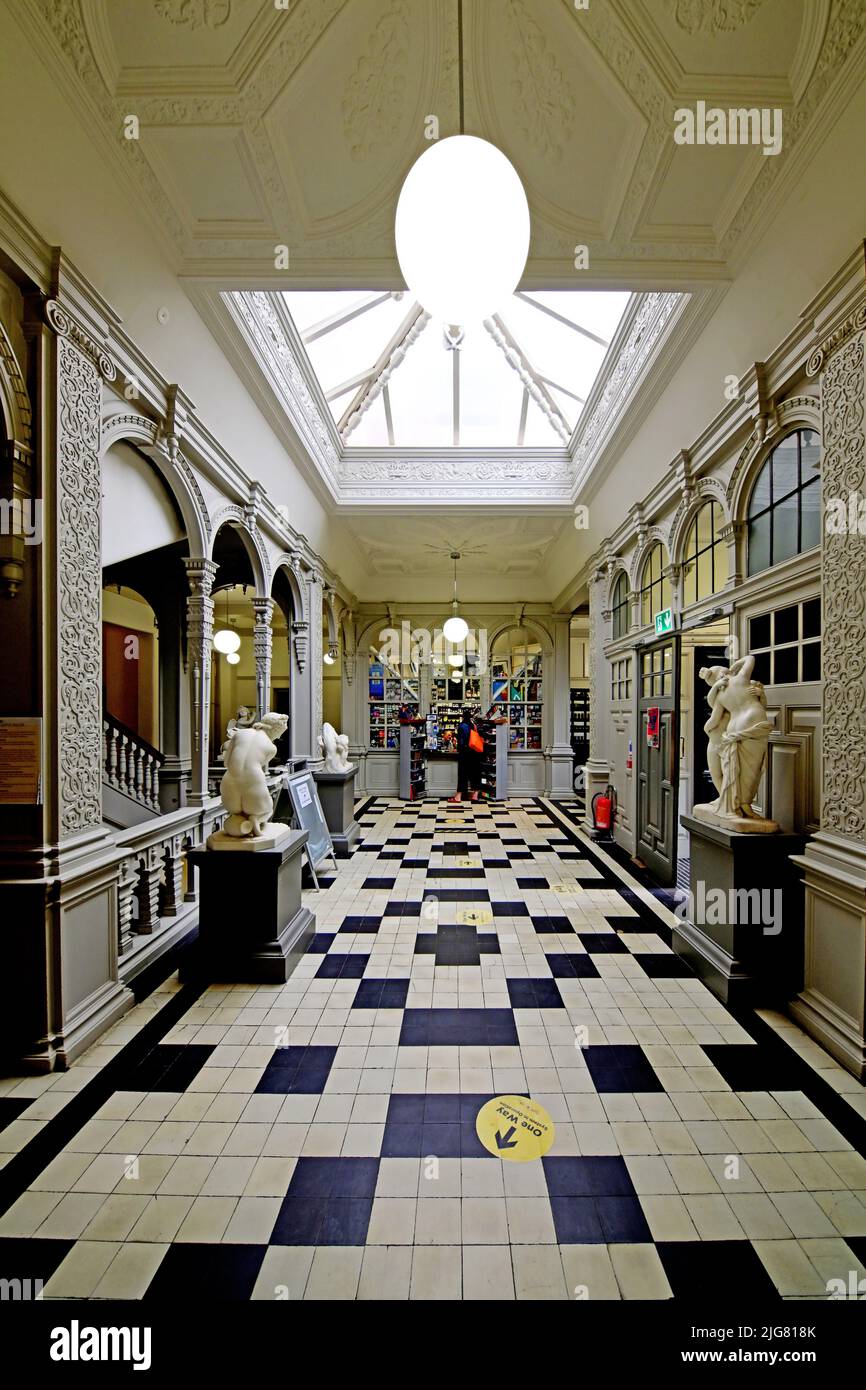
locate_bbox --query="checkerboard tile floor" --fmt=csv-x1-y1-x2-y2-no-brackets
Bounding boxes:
1,796,865,1301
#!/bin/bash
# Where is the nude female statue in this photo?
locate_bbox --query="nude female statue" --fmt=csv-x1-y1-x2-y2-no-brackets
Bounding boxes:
219,711,289,837
697,655,776,829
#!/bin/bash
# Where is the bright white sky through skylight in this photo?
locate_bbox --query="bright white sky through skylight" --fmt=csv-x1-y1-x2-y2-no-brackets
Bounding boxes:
280,289,631,449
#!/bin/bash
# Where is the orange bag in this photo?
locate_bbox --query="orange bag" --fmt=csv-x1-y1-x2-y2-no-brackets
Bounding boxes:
468,727,484,754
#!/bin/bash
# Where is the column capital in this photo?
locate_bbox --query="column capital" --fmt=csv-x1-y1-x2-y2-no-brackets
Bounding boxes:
184,556,218,597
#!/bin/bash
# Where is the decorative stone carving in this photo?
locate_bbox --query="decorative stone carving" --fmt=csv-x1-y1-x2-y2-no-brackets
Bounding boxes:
45,299,116,382
663,0,765,35
54,333,104,837
225,706,255,743
154,0,231,30
505,0,575,163
214,712,289,840
819,326,866,842
251,597,274,718
293,620,309,673
184,557,217,803
483,318,571,443
318,722,353,773
693,656,778,834
342,1,410,162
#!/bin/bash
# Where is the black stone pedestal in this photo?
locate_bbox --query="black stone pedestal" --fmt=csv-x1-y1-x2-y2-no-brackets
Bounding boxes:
184,828,314,983
313,766,360,856
673,812,806,1007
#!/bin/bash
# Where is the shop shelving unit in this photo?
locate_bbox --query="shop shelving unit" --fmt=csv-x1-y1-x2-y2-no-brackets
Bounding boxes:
478,717,508,799
399,721,427,800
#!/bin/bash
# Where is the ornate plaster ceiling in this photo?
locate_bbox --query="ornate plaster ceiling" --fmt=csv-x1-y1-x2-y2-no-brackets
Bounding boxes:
349,515,569,577
19,0,862,287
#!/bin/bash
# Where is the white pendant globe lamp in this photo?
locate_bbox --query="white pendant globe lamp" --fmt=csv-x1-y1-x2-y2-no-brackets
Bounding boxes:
213,588,241,655
442,551,469,645
225,651,240,666
394,0,529,328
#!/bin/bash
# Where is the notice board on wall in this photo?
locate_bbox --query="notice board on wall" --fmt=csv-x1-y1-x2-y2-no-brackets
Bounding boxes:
0,717,42,804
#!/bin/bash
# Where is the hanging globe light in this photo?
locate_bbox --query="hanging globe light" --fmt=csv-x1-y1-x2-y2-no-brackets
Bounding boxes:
213,628,240,655
442,550,469,645
447,651,464,667
225,651,240,666
395,135,529,326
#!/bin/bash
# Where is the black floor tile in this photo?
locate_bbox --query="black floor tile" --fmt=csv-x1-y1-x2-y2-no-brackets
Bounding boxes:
544,952,600,979
507,978,565,1009
631,953,694,979
315,954,369,980
583,1045,664,1093
577,932,630,955
256,1045,338,1095
398,1008,518,1046
656,1240,781,1301
144,1243,265,1300
352,979,410,1009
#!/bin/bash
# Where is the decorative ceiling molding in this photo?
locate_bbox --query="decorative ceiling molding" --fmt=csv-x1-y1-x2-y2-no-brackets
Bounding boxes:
16,0,861,284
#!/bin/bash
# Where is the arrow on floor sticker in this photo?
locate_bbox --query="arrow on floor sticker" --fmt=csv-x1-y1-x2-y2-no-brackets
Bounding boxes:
495,1126,518,1150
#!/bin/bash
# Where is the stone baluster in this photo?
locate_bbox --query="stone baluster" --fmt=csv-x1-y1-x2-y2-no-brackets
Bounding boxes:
133,848,163,935
117,858,137,958
159,839,184,917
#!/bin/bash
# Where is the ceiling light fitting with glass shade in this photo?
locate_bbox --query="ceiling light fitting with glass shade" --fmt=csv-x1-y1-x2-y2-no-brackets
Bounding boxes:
213,589,241,656
225,652,240,666
394,0,530,329
323,644,338,666
442,551,469,644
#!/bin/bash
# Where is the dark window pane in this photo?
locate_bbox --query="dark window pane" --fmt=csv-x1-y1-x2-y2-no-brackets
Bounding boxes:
771,434,799,501
697,547,712,599
774,605,798,646
750,613,771,650
713,539,728,590
749,513,771,574
802,597,821,639
800,479,821,551
774,647,798,685
683,561,696,607
752,651,771,685
802,641,821,682
800,429,821,476
773,492,799,564
749,460,771,517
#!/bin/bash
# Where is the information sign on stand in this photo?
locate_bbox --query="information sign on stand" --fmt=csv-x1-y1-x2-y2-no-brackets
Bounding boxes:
284,769,337,887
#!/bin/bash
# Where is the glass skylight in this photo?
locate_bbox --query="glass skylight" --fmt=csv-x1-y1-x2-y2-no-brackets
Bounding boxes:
280,289,631,449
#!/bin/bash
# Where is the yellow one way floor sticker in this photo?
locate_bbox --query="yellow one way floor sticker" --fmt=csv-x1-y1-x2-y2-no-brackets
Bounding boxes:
475,1095,555,1162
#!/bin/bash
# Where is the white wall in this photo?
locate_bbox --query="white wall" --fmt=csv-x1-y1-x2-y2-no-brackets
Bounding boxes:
0,4,365,592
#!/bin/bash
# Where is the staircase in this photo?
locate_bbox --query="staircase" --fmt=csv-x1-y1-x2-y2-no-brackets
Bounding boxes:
102,712,164,828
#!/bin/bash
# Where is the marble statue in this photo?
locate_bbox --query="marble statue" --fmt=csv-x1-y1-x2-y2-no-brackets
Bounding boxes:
226,705,255,740
317,721,354,774
219,712,289,838
694,655,778,833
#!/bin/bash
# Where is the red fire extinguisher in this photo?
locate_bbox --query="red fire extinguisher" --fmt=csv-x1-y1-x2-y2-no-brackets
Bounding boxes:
591,785,616,836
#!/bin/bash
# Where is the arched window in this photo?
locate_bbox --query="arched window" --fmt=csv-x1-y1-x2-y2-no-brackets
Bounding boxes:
682,501,728,606
640,543,670,627
611,572,629,639
748,429,821,576
490,628,543,751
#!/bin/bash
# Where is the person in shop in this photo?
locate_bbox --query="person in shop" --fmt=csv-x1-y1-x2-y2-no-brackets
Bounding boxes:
449,707,483,803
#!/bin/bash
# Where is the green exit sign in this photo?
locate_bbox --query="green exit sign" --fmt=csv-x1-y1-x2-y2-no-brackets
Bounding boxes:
654,607,673,636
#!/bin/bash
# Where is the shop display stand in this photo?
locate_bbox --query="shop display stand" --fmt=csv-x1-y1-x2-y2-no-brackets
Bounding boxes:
399,721,427,800
570,686,590,761
478,718,508,799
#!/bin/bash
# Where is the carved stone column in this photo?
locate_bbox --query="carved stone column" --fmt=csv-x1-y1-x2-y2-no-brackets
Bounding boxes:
790,278,866,1078
720,521,745,590
291,613,313,760
547,613,575,800
583,566,612,832
6,276,133,1070
308,569,324,744
184,557,217,806
252,596,274,719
